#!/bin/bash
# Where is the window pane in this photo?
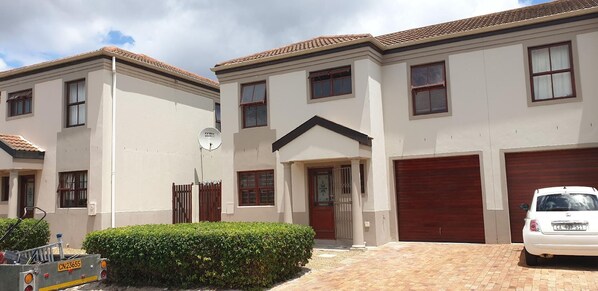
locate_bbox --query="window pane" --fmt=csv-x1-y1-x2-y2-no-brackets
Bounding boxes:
16,101,23,115
78,104,86,124
253,83,266,103
259,189,274,205
240,85,254,104
24,98,31,114
244,105,256,127
239,173,255,188
69,83,78,104
256,104,267,126
550,45,570,71
411,66,428,86
333,77,351,95
69,105,78,126
215,103,221,122
533,75,553,100
259,172,273,187
414,91,431,114
430,88,447,112
241,190,256,205
531,48,550,73
552,72,573,98
77,81,86,102
313,80,330,98
428,64,444,85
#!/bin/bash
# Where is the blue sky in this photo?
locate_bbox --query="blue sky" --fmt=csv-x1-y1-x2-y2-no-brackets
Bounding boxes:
0,0,550,79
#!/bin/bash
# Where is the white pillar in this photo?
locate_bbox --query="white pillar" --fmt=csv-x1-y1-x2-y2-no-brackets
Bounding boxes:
7,170,18,218
351,159,365,248
283,162,293,223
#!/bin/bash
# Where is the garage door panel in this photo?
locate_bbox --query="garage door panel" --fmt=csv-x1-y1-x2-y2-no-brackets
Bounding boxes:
396,155,485,243
506,148,598,243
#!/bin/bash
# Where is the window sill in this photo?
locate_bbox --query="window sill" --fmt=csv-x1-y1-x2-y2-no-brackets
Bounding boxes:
237,205,275,208
0,201,7,204
308,92,354,104
6,112,34,121
528,95,580,107
409,110,451,120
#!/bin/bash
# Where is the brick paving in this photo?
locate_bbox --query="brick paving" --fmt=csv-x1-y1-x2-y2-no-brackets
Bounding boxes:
273,242,598,291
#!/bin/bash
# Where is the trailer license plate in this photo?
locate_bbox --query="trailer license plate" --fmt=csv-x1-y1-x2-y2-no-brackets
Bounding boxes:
58,259,82,272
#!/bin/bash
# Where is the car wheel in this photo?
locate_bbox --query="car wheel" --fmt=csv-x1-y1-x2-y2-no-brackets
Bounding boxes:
524,248,539,266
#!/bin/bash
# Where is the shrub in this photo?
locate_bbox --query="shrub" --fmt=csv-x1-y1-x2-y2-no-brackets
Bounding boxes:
0,218,50,251
83,222,315,289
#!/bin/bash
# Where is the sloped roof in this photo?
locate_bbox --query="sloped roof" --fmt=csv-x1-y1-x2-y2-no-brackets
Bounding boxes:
216,34,374,67
213,0,598,72
0,47,219,90
0,134,45,159
376,0,598,46
272,115,372,152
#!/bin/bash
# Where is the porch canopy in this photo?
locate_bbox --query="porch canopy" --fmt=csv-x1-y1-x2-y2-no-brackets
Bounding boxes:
272,116,371,248
0,134,45,170
272,115,372,163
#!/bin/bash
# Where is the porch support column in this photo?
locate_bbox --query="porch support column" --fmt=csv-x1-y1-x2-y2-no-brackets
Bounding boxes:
351,159,365,248
283,162,293,223
7,170,18,218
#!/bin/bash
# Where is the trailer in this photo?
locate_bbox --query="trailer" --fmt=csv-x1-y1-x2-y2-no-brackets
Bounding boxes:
0,207,107,291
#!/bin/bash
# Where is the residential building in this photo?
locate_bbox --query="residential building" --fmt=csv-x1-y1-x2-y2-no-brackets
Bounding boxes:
0,47,221,247
212,0,598,246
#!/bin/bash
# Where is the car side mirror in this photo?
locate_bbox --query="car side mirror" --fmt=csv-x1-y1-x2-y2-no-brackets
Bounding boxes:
520,203,529,211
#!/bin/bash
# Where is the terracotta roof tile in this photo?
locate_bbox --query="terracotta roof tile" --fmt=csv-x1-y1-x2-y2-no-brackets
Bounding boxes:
0,47,219,89
376,0,598,46
216,34,372,67
214,0,598,70
0,134,44,152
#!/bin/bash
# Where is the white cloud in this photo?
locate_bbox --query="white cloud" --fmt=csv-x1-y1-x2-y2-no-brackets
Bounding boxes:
0,0,527,80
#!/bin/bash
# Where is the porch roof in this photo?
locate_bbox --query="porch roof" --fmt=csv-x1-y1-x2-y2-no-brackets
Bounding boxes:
272,116,372,163
0,134,45,160
272,116,372,152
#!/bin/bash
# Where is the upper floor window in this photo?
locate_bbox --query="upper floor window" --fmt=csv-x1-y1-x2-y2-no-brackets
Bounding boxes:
309,66,352,99
7,89,32,117
66,80,86,127
238,170,274,206
529,42,575,101
58,171,88,208
411,62,448,115
215,102,221,131
240,82,267,128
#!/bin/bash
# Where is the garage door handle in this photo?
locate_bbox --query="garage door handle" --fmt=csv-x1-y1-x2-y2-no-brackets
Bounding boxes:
439,227,442,236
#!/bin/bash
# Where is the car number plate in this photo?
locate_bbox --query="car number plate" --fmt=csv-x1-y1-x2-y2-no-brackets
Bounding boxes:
552,223,587,231
58,259,82,272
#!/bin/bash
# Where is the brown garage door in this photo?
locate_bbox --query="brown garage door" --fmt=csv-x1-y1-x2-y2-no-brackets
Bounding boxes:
395,155,485,243
506,148,598,243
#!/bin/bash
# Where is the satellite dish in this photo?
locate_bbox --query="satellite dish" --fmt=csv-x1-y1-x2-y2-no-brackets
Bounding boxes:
198,127,222,151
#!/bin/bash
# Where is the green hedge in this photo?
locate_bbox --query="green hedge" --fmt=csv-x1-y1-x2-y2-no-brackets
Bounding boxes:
83,222,315,289
0,218,50,251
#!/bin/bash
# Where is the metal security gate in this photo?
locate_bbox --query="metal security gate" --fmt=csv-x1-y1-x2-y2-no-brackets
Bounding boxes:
199,181,222,222
333,166,353,240
172,183,192,224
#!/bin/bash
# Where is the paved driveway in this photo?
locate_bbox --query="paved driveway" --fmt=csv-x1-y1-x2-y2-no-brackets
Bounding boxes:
273,242,598,290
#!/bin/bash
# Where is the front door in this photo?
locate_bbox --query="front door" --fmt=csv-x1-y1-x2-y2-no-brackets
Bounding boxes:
309,168,335,239
18,175,35,218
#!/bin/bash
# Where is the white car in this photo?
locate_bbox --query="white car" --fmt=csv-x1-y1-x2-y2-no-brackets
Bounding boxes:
521,186,598,266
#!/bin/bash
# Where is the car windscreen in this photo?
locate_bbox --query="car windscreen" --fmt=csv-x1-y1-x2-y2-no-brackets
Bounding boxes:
536,193,598,211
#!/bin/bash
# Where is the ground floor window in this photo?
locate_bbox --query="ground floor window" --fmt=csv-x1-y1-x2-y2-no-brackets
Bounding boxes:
238,170,274,206
1,176,8,201
58,171,88,208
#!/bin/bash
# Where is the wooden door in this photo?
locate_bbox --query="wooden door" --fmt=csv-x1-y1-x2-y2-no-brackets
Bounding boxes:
18,175,35,218
395,155,485,243
309,168,335,239
506,148,598,242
